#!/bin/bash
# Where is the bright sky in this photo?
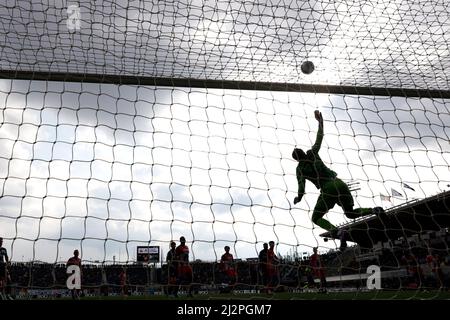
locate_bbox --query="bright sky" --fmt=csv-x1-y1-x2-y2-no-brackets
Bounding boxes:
0,79,449,263
0,0,449,263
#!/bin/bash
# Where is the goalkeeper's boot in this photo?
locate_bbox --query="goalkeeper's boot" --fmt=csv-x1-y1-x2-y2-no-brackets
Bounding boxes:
373,207,387,221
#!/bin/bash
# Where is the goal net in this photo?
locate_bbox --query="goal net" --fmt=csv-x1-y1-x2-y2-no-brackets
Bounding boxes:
0,0,449,297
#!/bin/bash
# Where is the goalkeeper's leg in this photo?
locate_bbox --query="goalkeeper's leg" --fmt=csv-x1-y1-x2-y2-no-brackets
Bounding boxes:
312,189,351,251
312,194,337,232
332,179,374,219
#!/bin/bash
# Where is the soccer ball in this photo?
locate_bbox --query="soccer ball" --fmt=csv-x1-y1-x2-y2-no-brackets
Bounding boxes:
301,61,315,74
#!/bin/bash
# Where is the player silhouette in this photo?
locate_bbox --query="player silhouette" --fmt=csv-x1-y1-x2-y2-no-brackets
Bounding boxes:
292,110,385,250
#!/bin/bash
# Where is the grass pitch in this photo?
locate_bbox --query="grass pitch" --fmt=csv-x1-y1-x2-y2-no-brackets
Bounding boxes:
75,289,450,300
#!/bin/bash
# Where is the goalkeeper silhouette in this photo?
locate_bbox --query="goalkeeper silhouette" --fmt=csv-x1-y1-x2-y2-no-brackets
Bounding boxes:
292,111,384,250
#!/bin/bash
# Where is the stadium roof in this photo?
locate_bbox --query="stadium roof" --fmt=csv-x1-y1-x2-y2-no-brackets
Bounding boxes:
320,190,450,248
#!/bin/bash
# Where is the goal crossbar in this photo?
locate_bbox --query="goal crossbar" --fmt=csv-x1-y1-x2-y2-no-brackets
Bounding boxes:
2,69,450,99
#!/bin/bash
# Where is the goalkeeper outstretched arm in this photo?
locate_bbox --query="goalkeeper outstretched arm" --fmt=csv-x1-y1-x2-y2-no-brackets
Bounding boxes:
311,110,324,155
294,171,305,204
293,111,323,205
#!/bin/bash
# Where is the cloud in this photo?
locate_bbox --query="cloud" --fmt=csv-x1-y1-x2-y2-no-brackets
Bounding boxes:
1,79,450,263
2,0,450,89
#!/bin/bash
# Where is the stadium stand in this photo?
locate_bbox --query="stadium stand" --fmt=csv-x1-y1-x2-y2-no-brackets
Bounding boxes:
3,192,449,299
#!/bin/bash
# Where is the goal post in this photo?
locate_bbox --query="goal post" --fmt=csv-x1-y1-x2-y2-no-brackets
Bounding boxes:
1,70,450,99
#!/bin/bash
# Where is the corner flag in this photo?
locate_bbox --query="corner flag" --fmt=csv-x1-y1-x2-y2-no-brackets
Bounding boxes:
403,183,415,191
391,188,403,198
